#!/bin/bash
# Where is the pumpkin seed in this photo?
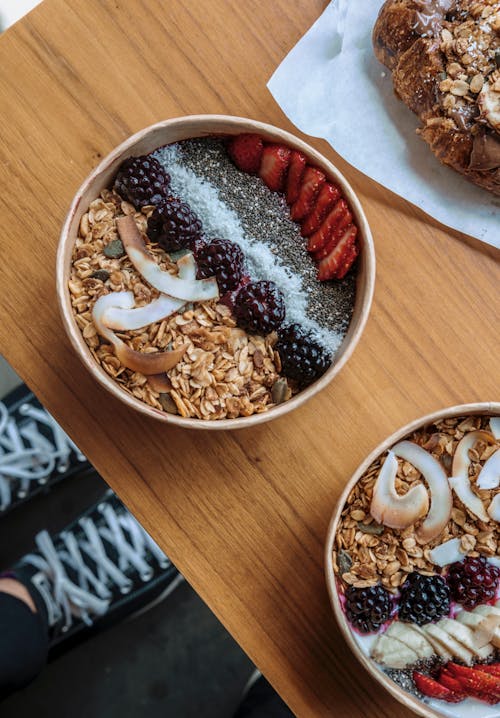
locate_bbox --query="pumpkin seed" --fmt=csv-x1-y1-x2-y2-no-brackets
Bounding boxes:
90,269,110,282
159,393,179,414
169,248,191,262
338,550,352,575
271,378,291,405
357,521,384,536
103,239,125,258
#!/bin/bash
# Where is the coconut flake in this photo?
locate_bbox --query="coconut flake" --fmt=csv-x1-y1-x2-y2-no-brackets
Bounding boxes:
92,292,187,375
490,417,500,440
391,440,452,543
116,216,219,302
477,448,500,490
370,451,429,529
429,538,466,567
487,494,500,522
449,474,490,522
102,252,197,331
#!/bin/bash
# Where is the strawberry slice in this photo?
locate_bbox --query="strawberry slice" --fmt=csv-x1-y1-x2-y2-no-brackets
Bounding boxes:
335,240,359,280
438,670,467,699
317,225,357,282
312,205,353,261
290,166,325,222
300,182,341,237
306,199,348,254
227,134,264,174
413,671,464,703
285,150,307,205
447,663,500,702
476,665,500,678
259,144,291,192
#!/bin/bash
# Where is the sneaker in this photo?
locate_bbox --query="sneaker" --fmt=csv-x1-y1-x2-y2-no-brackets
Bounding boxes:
10,490,182,657
0,383,89,514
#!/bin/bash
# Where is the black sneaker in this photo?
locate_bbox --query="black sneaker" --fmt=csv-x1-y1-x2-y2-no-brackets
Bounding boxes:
0,383,89,514
10,490,182,658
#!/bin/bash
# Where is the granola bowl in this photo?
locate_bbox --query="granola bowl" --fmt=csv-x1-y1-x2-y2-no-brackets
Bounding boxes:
57,115,375,429
325,403,500,718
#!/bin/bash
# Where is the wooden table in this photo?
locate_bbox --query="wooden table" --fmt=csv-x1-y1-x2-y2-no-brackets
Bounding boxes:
0,1,498,715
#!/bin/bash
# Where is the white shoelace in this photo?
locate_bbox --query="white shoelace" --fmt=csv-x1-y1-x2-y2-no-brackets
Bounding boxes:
0,400,86,510
24,501,171,632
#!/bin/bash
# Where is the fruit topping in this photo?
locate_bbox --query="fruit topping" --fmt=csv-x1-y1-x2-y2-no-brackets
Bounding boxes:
92,292,188,375
227,133,264,174
275,324,332,388
117,215,219,302
147,197,204,253
259,144,291,192
306,199,349,254
412,671,463,703
370,451,429,529
447,556,500,609
344,584,393,634
423,623,474,665
374,621,435,662
371,633,419,668
311,205,354,261
428,538,465,568
195,238,245,294
447,662,500,703
317,225,358,282
114,155,170,209
300,182,341,237
285,150,307,205
455,605,500,648
290,166,326,222
334,241,360,281
398,572,450,626
233,280,285,335
391,440,453,543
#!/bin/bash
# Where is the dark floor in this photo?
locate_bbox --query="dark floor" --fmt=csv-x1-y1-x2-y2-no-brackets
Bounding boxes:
0,469,254,717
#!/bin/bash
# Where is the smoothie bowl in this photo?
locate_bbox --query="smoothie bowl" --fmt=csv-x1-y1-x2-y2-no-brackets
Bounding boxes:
57,115,375,428
326,403,500,717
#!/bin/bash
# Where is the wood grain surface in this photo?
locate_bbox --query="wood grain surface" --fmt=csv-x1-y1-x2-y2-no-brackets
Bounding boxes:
0,1,498,715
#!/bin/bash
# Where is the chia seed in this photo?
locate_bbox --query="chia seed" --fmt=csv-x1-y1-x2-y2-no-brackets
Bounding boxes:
153,137,357,352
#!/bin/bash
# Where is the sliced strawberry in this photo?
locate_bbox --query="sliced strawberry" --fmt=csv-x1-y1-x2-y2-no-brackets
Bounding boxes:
312,205,353,261
306,199,348,254
259,144,291,192
285,150,307,205
300,182,341,237
290,166,325,222
438,670,467,699
413,671,464,703
227,134,264,174
447,663,500,702
476,665,500,678
317,225,357,282
335,240,359,280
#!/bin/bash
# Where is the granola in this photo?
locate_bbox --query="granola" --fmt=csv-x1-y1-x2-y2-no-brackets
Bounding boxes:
69,191,280,420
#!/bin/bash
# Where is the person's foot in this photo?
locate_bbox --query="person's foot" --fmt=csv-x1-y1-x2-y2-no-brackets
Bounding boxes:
8,490,182,658
0,383,89,514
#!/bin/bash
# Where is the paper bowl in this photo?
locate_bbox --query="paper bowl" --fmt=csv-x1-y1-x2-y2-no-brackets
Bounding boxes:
325,402,500,718
56,115,375,429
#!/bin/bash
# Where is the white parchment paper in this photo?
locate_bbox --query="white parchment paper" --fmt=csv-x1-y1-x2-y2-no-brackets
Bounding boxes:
268,0,499,248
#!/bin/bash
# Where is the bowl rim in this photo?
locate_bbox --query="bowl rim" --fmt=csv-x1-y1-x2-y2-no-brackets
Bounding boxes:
324,401,500,718
56,114,376,429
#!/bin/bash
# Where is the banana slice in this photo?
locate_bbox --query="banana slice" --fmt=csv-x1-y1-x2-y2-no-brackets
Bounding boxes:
478,80,500,133
468,606,500,648
370,633,419,669
385,622,435,659
416,625,452,662
437,618,494,659
422,624,474,664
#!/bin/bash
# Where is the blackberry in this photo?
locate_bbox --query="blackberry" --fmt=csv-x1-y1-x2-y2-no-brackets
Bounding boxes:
344,585,393,633
195,239,244,294
147,198,203,253
233,281,285,335
114,155,170,209
276,324,331,388
398,572,450,625
447,557,499,609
